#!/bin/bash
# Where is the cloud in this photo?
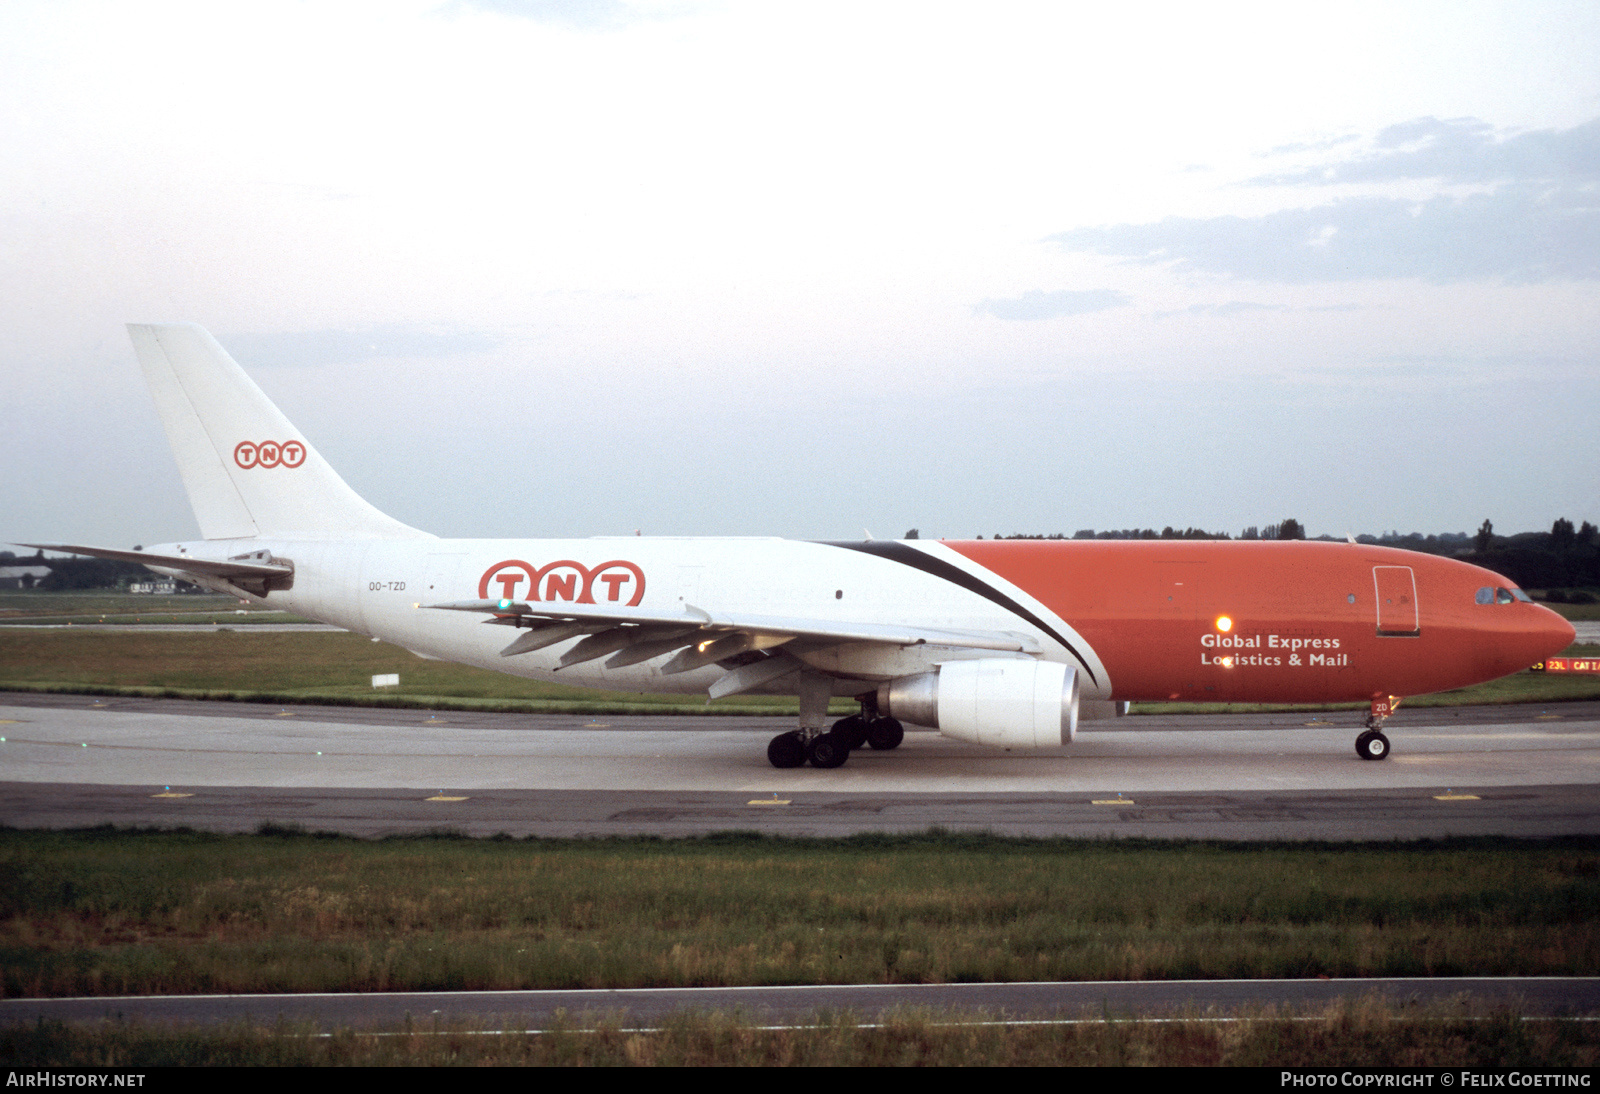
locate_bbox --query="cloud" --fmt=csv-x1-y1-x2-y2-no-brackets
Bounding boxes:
974,289,1130,321
1053,185,1600,283
449,0,634,30
1154,301,1289,319
223,327,502,368
1253,116,1600,186
1266,133,1362,156
1051,117,1600,284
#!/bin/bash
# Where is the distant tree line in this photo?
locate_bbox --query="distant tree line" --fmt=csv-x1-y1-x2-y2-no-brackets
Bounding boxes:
987,518,1306,542
963,519,1600,594
1465,519,1599,593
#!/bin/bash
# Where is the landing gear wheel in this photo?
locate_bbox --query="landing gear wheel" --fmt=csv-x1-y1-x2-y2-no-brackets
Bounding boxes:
866,717,904,751
831,715,868,750
1355,729,1390,761
807,732,849,769
767,731,807,769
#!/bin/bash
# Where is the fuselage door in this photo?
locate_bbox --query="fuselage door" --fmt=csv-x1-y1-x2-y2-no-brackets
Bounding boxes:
1373,566,1420,636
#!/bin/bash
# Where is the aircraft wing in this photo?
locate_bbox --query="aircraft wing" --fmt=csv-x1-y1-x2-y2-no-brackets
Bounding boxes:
425,598,1041,696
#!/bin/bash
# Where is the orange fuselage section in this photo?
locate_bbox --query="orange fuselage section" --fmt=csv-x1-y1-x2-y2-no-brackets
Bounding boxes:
948,540,1575,703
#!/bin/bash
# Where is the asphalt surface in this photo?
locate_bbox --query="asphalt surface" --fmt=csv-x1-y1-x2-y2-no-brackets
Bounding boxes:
3,692,1598,839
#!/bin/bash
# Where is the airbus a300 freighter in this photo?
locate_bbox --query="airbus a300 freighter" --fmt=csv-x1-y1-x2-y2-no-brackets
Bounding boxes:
28,325,1576,768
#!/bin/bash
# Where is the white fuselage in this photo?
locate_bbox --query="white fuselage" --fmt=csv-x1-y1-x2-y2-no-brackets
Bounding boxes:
153,536,1109,700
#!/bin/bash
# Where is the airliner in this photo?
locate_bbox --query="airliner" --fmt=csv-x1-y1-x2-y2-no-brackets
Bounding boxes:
26,324,1576,768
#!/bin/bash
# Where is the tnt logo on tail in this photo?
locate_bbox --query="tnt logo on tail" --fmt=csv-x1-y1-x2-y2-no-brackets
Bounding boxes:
479,559,646,606
234,440,306,469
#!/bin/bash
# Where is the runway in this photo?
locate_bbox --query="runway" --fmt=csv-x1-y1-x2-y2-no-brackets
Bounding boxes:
3,692,1598,838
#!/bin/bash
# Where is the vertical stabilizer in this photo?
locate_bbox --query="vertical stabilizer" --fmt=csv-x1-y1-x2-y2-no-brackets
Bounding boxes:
128,323,430,540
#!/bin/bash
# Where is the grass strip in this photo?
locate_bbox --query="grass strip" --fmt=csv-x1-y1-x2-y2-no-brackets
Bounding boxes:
4,829,1597,999
0,630,854,716
3,629,1597,716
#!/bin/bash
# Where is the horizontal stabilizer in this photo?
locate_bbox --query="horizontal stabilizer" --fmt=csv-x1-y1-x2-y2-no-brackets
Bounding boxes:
16,543,291,580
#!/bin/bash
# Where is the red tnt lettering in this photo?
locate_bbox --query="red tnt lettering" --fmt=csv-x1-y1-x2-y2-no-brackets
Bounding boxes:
477,559,645,606
587,561,647,606
478,560,539,602
233,440,304,469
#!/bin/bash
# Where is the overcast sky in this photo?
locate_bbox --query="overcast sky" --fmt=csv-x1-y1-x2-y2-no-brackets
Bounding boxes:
3,1,1597,548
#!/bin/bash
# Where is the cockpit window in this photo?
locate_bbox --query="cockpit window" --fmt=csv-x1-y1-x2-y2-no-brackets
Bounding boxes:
1476,586,1533,605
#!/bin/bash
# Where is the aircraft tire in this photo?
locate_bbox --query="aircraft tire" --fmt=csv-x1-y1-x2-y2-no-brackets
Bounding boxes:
866,717,905,750
807,732,850,769
768,731,808,769
831,715,869,750
1355,729,1390,761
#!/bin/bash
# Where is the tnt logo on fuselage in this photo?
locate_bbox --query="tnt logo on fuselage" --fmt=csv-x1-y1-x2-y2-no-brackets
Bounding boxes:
234,441,306,469
478,559,646,606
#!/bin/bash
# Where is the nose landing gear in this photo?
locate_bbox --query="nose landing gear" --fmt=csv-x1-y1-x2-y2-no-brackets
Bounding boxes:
1356,696,1399,761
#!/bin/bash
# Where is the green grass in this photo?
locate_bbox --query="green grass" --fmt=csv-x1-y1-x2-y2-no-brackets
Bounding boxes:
3,830,1597,1000
0,591,307,625
3,626,1596,717
5,1005,1596,1066
0,629,855,716
1539,597,1600,622
1133,655,1600,716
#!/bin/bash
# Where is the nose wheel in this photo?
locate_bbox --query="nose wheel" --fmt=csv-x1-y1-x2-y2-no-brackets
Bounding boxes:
1355,696,1398,761
1355,728,1390,761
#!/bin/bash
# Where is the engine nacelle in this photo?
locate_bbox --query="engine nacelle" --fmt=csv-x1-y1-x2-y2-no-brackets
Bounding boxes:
876,659,1080,748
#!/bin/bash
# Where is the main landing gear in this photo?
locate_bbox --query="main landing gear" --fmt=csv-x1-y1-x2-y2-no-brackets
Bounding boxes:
1355,696,1399,761
766,716,907,769
766,684,905,769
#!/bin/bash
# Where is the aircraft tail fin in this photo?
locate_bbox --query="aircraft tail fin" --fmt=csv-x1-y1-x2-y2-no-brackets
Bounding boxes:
128,323,430,541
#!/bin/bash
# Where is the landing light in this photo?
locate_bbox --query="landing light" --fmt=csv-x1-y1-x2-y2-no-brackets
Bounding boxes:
498,598,512,610
1215,615,1233,632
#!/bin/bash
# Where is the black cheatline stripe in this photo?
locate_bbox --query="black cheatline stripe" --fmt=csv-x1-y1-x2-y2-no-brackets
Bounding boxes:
822,541,1098,687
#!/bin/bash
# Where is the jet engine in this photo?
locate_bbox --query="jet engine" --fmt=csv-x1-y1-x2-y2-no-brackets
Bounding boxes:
876,659,1079,748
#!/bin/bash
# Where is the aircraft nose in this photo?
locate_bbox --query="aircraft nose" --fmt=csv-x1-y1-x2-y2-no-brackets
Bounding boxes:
1536,610,1574,652
1530,606,1576,660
